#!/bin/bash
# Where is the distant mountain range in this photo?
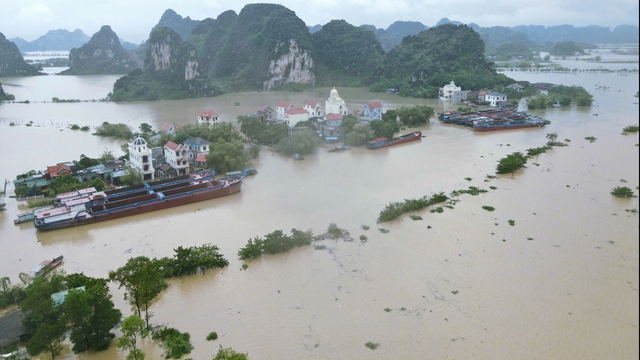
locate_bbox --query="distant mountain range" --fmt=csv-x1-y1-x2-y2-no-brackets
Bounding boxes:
9,29,138,52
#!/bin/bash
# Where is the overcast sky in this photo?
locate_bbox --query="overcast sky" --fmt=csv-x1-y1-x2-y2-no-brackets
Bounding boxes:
1,0,638,43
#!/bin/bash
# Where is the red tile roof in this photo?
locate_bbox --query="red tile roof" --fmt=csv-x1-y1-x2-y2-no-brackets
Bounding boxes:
160,123,175,132
195,153,207,162
366,101,383,110
198,110,217,117
303,100,319,107
165,141,180,151
286,107,308,115
276,102,292,108
46,164,72,178
259,105,272,112
326,114,343,121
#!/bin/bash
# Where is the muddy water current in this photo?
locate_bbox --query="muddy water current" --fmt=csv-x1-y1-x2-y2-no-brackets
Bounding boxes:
0,64,638,359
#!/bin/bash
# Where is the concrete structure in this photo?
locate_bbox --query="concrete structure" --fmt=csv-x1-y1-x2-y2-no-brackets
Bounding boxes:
485,91,508,107
197,111,220,127
363,101,383,120
284,107,309,128
303,100,324,118
439,80,461,99
276,102,294,121
164,141,190,176
325,87,347,116
183,137,210,164
128,137,154,181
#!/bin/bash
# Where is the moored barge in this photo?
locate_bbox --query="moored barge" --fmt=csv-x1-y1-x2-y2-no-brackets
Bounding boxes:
367,131,423,149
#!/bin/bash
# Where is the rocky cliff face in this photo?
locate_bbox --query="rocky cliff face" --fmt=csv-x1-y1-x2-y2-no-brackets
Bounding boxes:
263,40,314,90
147,28,201,81
0,32,41,76
60,25,140,75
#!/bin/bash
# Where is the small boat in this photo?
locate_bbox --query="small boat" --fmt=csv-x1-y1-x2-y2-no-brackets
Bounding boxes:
366,131,422,149
30,255,64,278
328,145,350,153
15,206,52,224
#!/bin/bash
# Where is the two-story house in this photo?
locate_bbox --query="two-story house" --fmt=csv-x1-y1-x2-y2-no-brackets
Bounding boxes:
507,83,525,92
197,111,220,127
164,141,190,176
183,137,210,164
257,106,275,122
303,100,324,118
276,102,294,121
485,91,508,107
363,101,383,120
284,108,309,128
128,137,155,181
317,113,343,137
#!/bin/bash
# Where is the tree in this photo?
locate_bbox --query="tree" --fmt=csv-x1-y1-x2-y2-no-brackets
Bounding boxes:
340,116,358,134
117,315,146,360
273,129,322,156
47,174,87,195
100,149,116,162
206,139,249,174
120,166,144,187
213,346,249,360
64,282,122,353
396,105,434,126
139,123,153,133
496,152,528,176
21,278,66,359
344,126,375,146
75,154,101,169
109,257,168,331
164,244,229,277
369,120,395,139
90,177,106,191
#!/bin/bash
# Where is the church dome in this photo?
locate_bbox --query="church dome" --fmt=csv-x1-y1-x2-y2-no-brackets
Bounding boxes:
330,87,339,98
132,137,146,146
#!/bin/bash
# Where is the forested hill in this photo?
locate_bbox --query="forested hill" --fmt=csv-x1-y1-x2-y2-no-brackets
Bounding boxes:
59,26,141,75
312,20,385,86
195,3,315,91
369,24,513,97
109,26,217,101
0,32,42,76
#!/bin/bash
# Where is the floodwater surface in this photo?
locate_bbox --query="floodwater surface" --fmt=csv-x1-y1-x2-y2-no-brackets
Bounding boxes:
0,61,638,359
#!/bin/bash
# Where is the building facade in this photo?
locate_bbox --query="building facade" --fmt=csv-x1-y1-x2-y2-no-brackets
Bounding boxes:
197,111,220,127
325,87,347,116
164,141,190,176
362,101,383,120
128,137,154,181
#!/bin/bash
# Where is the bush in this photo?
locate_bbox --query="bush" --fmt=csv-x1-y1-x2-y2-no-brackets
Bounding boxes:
611,186,636,198
622,125,639,133
152,327,193,359
482,206,495,211
206,332,218,341
365,342,380,350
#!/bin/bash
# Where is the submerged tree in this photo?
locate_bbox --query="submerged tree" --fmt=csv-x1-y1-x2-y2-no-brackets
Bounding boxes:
117,315,147,360
496,152,528,176
21,278,66,359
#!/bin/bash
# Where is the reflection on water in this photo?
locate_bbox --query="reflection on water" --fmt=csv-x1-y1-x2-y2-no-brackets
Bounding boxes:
0,66,638,359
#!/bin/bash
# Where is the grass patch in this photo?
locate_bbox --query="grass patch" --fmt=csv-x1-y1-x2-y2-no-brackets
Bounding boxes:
452,186,488,196
360,235,368,242
410,215,423,220
585,136,597,143
464,177,472,181
206,332,218,341
27,199,54,208
365,342,380,350
314,244,326,250
508,219,515,226
430,207,444,213
482,206,495,211
622,125,639,133
361,225,370,230
379,228,390,234
378,192,448,222
384,308,392,312
489,186,497,190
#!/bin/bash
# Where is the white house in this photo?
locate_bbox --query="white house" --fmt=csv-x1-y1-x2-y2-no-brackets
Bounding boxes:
128,137,154,181
485,91,508,107
439,80,461,99
303,100,324,118
197,111,220,127
507,83,525,91
164,141,190,176
284,107,309,128
363,101,383,120
276,102,294,121
325,87,347,116
159,122,180,134
182,137,210,164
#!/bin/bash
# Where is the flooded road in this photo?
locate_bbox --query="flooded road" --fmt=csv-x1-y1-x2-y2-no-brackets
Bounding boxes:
0,64,638,359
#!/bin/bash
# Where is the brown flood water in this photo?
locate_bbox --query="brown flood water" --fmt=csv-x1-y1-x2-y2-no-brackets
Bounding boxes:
0,64,638,359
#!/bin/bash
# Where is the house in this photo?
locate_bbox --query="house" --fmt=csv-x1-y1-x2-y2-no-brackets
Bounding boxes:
182,137,210,164
257,106,275,122
317,113,343,137
155,163,176,179
485,91,508,107
194,153,207,168
44,163,73,180
284,107,309,128
325,87,348,116
303,100,324,118
507,83,525,91
439,80,461,99
164,141,190,176
530,82,556,95
276,102,294,121
477,91,489,102
363,101,383,120
128,137,154,181
13,173,50,194
159,122,180,134
197,111,220,127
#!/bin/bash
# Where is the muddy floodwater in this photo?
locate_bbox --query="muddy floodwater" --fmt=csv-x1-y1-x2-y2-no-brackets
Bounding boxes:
0,59,638,359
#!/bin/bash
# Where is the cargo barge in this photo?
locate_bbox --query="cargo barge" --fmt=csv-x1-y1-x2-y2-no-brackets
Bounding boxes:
34,171,242,231
366,131,422,149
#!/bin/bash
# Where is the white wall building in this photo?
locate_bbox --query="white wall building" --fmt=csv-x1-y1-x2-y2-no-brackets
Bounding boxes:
128,137,154,181
284,108,309,128
164,141,190,176
439,80,461,99
303,100,324,118
276,102,294,121
485,91,508,107
197,111,220,127
325,87,347,116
